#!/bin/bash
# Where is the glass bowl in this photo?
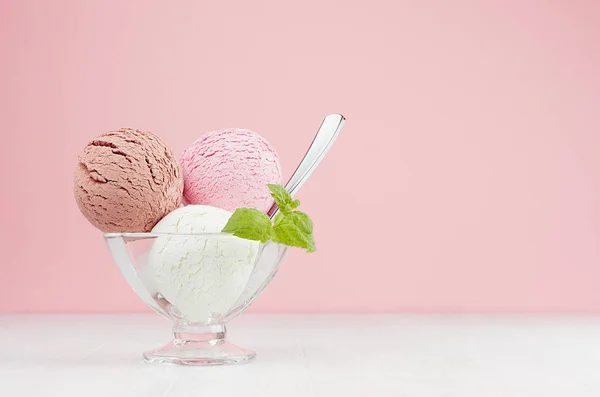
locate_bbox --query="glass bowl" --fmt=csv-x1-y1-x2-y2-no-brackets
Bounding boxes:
104,232,289,366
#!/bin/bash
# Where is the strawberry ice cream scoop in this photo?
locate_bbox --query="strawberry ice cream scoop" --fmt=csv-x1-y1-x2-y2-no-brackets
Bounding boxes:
180,128,283,213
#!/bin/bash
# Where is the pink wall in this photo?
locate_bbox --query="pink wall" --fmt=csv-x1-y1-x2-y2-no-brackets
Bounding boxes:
1,0,599,313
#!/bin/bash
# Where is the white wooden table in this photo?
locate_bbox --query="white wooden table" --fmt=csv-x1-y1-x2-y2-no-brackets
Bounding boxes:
1,314,599,396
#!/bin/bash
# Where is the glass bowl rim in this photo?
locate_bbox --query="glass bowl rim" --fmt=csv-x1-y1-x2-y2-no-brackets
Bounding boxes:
104,232,246,238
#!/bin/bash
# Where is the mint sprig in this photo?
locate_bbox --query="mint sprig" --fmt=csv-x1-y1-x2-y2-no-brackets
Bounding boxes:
221,184,316,252
221,208,274,244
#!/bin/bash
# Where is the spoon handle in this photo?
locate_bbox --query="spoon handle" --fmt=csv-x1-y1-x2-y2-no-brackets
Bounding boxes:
268,113,345,219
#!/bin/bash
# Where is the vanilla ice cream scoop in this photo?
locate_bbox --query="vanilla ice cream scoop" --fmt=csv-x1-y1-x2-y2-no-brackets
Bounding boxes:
148,205,260,323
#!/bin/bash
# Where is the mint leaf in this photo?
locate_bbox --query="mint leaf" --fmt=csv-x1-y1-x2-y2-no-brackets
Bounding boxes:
290,199,300,210
222,208,273,243
272,211,316,253
273,212,285,228
268,184,295,214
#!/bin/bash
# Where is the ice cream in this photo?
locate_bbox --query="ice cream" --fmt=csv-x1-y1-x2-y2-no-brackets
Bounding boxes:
180,128,283,213
147,205,260,322
74,128,183,233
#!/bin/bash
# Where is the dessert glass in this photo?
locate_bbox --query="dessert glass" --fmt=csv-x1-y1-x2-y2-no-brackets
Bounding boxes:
104,232,289,366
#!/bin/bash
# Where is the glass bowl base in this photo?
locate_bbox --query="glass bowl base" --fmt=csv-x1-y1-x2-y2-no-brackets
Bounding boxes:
142,340,256,366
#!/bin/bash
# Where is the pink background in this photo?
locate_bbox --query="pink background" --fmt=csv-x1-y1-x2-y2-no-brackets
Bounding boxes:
1,1,599,313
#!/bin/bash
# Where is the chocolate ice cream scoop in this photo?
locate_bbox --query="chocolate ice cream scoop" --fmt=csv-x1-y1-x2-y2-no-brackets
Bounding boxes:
74,128,183,233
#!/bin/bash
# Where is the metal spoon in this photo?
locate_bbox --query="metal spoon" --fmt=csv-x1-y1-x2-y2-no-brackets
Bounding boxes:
228,114,345,312
267,113,345,219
